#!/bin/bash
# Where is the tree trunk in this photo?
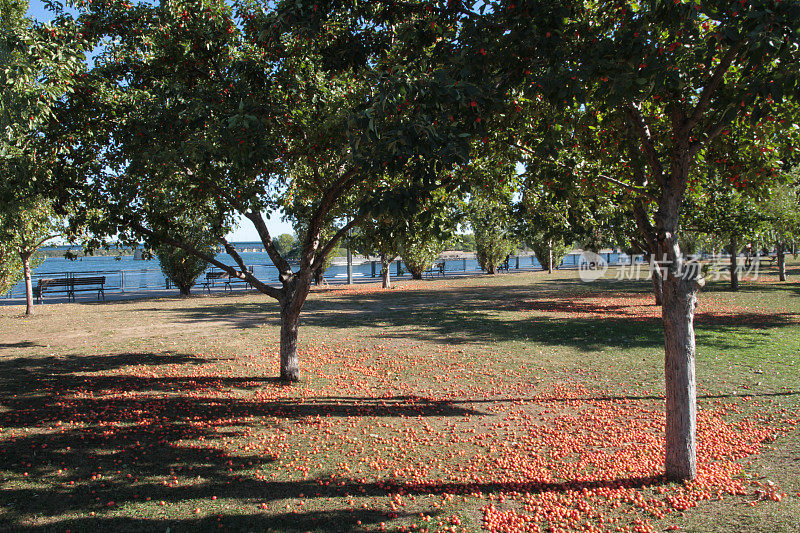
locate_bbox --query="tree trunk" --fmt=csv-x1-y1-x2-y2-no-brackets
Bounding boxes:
729,237,739,291
661,272,699,481
178,284,191,296
313,267,325,286
777,243,786,282
279,308,300,381
278,275,311,382
650,263,664,306
652,153,699,482
21,251,34,316
548,239,553,274
381,254,391,289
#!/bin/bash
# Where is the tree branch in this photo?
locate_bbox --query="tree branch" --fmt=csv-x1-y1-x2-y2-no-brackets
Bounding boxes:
311,213,366,272
131,221,283,300
32,233,61,250
512,142,656,200
216,235,280,296
622,101,665,186
242,210,294,280
300,167,363,270
683,45,741,135
632,200,658,255
593,169,657,200
175,173,294,284
688,118,731,157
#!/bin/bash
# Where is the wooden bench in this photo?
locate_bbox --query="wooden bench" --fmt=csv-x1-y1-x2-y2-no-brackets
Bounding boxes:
224,274,252,291
33,278,73,303
497,259,510,272
202,271,229,292
71,276,106,301
424,261,446,278
33,276,105,303
745,255,777,268
202,270,254,292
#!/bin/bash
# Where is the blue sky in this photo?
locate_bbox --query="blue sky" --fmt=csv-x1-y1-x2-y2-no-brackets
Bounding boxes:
26,0,63,22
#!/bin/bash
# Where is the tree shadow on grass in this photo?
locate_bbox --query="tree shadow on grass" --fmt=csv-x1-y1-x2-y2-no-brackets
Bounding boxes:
6,509,412,533
4,275,799,531
705,279,800,298
0,351,218,398
1,351,794,531
0,341,42,349
170,301,279,330
0,351,485,531
2,472,675,532
153,277,800,353
297,284,799,352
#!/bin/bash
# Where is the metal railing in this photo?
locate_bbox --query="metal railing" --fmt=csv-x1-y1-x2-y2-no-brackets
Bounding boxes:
4,253,645,299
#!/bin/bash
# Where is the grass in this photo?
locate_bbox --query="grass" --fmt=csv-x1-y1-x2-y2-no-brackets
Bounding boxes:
0,265,799,532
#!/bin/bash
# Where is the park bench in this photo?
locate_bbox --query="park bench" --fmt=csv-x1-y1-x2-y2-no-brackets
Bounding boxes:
224,273,253,291
33,276,105,303
745,255,777,268
71,276,106,301
424,261,446,278
497,259,510,272
202,269,254,292
33,278,73,303
202,271,229,292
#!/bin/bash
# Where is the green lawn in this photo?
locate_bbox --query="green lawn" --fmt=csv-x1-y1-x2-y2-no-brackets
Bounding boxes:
0,265,798,532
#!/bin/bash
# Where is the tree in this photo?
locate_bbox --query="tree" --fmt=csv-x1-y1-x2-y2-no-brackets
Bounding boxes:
1,2,83,314
154,217,217,296
684,110,790,290
355,213,401,289
685,174,766,291
56,0,476,381
762,175,800,281
515,184,576,274
398,193,458,280
271,234,298,261
469,186,517,274
474,0,800,480
156,244,211,296
0,197,64,314
450,233,476,253
0,233,23,297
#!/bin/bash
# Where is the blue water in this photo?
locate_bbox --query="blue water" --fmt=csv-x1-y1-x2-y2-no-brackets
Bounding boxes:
5,250,631,297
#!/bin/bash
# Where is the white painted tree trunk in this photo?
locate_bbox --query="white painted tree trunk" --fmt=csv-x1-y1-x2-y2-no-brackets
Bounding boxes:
653,155,699,482
381,254,391,289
